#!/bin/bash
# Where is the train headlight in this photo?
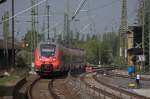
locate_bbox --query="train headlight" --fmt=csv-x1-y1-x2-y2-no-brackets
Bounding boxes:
39,57,42,61
52,57,56,61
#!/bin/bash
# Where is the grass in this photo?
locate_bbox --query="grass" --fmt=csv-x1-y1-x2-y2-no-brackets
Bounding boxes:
0,67,29,86
0,75,16,86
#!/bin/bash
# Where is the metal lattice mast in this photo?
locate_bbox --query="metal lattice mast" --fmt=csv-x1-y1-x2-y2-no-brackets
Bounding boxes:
46,0,50,40
31,0,38,51
137,0,145,69
138,0,144,26
119,0,127,64
2,12,10,67
36,0,39,44
41,1,47,40
64,0,70,43
145,0,150,71
138,0,144,50
141,0,150,71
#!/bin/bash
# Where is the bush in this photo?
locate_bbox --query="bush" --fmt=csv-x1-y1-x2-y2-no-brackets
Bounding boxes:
15,50,32,68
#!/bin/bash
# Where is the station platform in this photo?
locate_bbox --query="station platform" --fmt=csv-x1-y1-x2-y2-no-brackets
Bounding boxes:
141,75,150,79
133,89,150,98
113,70,150,98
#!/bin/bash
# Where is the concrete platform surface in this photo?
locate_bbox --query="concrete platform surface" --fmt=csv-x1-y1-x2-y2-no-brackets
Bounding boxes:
133,89,150,97
141,75,150,79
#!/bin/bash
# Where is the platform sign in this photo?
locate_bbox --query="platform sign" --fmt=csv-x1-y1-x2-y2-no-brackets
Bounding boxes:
128,66,135,75
138,55,145,61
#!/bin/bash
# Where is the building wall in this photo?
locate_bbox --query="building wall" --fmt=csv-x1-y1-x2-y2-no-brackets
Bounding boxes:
127,31,134,66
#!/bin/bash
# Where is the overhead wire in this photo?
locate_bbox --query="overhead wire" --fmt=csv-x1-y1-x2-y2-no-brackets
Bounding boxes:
79,0,136,33
73,0,120,34
88,0,120,12
0,0,46,24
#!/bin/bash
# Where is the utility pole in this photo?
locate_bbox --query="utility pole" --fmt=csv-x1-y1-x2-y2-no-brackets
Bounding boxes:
46,1,50,40
64,0,87,45
36,0,39,44
138,0,145,56
139,0,145,71
64,0,70,45
2,12,10,67
139,0,150,72
42,1,47,40
31,0,38,51
30,0,38,65
53,27,56,41
119,0,127,65
147,0,150,72
12,0,15,67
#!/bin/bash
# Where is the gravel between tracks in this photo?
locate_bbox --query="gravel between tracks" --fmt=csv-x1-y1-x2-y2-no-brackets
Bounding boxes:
30,79,53,99
29,74,82,99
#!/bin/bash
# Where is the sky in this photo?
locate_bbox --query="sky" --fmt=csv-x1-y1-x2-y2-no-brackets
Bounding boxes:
0,0,138,40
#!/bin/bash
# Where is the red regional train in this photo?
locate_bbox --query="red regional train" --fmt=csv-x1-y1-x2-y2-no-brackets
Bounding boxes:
34,41,86,75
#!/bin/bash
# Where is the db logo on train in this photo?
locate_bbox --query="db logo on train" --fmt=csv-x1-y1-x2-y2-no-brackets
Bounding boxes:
85,66,92,73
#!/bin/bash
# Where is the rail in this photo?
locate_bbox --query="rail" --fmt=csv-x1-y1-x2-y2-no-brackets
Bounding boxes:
27,77,40,99
13,77,27,99
80,75,121,99
48,79,61,99
93,74,150,99
93,66,150,81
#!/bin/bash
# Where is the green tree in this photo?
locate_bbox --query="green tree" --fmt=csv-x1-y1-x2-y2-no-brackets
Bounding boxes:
76,39,100,65
100,42,113,65
86,33,90,41
24,30,39,52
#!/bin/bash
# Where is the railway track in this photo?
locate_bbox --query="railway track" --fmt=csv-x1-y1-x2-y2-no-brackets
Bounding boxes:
92,66,150,81
27,77,54,99
49,76,81,99
93,74,150,99
13,75,38,99
13,77,27,99
13,67,149,99
81,73,150,99
81,73,121,99
27,74,82,99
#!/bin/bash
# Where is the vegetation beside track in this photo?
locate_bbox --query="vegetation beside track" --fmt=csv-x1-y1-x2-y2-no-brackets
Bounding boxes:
0,67,29,86
0,75,16,86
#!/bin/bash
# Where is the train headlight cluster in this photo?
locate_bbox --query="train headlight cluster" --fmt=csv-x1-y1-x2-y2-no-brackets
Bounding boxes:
52,57,56,61
39,57,42,61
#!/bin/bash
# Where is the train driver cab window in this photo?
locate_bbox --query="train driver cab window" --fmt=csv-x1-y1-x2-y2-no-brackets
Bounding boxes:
40,44,56,57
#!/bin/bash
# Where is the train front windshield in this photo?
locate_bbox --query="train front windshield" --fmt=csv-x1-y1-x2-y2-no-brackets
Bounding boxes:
40,44,56,57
